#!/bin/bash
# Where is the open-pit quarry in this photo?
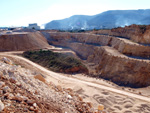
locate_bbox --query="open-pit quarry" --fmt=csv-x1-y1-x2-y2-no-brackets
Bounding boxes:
0,26,150,113
41,25,150,88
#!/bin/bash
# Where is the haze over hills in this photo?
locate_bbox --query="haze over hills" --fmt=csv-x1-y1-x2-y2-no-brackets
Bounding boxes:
2,0,150,112
45,9,150,30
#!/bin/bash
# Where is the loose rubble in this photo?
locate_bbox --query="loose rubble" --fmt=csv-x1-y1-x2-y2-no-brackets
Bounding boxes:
0,57,95,112
0,100,4,111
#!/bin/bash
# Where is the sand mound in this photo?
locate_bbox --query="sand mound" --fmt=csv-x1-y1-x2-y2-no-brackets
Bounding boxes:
0,32,51,51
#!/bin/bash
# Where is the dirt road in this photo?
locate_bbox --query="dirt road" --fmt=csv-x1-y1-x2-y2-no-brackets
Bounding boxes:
0,52,150,112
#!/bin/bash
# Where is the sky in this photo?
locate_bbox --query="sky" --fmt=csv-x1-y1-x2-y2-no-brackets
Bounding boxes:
0,0,150,27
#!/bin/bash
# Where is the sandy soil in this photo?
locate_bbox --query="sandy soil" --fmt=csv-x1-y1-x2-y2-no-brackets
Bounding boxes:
0,32,51,51
0,51,150,113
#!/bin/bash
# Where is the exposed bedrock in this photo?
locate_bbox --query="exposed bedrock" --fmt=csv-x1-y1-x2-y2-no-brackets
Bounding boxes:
42,32,150,58
88,46,150,87
0,32,50,51
41,31,150,87
91,24,150,44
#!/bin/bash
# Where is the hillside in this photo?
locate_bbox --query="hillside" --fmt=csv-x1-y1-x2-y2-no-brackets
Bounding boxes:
0,31,51,51
91,24,150,44
23,50,88,74
45,9,150,30
45,15,93,30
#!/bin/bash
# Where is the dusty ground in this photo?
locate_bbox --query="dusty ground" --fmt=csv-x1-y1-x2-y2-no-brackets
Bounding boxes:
0,50,150,113
0,55,94,113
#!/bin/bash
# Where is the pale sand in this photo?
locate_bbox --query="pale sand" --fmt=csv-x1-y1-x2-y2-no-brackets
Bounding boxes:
68,74,150,113
1,52,150,113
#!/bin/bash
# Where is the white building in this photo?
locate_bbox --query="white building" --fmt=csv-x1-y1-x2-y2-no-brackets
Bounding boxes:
28,23,40,30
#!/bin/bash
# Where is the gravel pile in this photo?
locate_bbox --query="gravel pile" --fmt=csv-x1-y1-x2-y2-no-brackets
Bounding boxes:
0,57,94,113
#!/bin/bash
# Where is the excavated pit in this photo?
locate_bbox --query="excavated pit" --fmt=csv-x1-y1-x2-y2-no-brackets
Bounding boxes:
41,30,150,88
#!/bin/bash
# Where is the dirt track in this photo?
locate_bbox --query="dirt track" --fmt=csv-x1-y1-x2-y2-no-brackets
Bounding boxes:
0,52,150,112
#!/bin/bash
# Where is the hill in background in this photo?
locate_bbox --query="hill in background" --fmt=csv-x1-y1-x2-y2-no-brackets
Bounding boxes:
45,9,150,30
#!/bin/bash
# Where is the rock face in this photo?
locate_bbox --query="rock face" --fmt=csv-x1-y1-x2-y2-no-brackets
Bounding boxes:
0,32,51,51
89,47,150,87
43,32,150,59
92,24,150,44
41,29,150,87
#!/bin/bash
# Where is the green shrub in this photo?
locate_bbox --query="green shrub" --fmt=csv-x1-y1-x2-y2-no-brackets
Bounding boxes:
23,50,88,74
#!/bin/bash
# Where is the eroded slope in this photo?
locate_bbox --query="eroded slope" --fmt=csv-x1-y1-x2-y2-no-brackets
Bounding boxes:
0,32,51,51
0,57,93,112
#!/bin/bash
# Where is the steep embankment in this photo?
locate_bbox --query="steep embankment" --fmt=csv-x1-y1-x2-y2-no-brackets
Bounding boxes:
88,46,150,87
41,31,150,87
42,32,150,58
91,24,150,44
0,32,51,51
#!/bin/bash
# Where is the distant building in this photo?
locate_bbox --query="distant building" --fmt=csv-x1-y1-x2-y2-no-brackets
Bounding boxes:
28,23,40,30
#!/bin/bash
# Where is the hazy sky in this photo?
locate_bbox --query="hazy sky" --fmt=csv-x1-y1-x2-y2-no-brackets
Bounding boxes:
0,0,150,27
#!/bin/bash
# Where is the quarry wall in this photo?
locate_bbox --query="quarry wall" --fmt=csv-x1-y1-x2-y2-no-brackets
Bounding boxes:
41,31,150,87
